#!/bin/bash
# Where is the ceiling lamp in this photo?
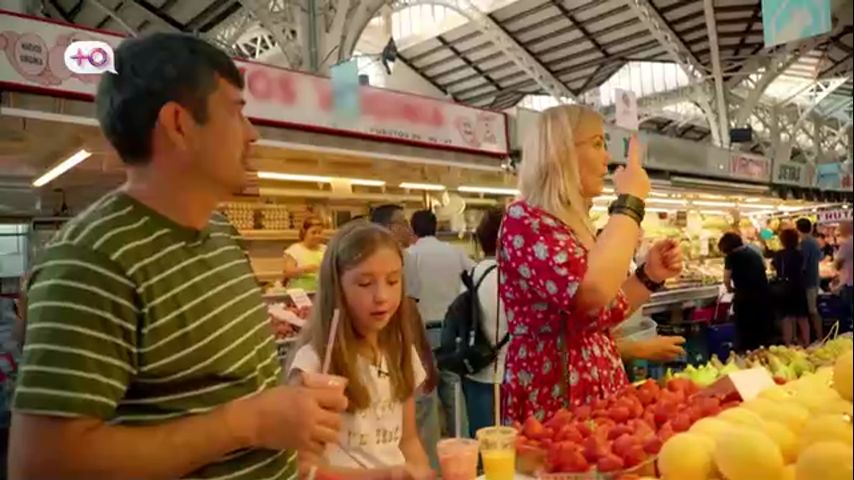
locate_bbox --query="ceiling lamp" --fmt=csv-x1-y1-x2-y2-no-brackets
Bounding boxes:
32,149,92,187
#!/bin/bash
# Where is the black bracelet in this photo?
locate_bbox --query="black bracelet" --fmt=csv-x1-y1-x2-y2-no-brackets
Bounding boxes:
609,206,643,225
608,194,645,225
635,263,665,292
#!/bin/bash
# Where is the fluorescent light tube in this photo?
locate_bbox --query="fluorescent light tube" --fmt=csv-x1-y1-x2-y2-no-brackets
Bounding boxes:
32,149,92,187
458,186,520,196
399,182,446,191
257,171,384,187
649,198,689,205
693,200,737,208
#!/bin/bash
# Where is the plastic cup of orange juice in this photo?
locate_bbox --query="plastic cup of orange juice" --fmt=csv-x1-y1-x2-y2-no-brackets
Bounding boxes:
477,426,517,480
437,438,479,480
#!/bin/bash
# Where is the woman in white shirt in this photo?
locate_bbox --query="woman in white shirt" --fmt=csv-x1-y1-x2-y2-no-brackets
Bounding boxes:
461,207,508,437
283,215,326,291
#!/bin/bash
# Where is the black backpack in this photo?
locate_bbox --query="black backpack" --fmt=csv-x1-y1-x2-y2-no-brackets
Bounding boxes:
435,264,510,376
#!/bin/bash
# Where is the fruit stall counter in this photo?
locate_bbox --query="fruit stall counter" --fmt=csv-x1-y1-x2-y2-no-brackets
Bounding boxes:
504,342,852,480
641,285,721,316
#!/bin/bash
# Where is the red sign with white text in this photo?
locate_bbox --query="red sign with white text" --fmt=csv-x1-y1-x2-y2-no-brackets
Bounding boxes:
0,10,509,156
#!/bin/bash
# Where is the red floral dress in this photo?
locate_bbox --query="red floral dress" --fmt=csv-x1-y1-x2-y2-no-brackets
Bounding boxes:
499,201,630,424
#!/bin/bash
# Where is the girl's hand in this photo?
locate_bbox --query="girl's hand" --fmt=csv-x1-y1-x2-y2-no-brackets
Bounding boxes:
645,239,683,282
612,134,650,200
402,464,435,480
381,464,435,480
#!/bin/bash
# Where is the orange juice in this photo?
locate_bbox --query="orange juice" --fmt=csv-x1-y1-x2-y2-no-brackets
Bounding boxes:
481,449,515,480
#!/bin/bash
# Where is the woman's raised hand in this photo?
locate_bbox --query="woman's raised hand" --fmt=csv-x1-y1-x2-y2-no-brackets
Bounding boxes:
612,134,650,200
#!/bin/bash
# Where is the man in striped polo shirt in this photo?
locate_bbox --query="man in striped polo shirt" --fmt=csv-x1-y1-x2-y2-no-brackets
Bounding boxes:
9,33,346,480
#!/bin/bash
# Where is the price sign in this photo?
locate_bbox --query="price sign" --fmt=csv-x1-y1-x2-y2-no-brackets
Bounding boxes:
286,288,313,309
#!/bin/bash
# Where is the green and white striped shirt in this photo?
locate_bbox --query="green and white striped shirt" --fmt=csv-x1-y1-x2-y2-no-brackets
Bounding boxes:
14,191,294,480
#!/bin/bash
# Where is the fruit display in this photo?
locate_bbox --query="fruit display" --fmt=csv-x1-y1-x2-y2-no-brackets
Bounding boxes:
656,348,854,480
513,379,739,477
668,336,854,387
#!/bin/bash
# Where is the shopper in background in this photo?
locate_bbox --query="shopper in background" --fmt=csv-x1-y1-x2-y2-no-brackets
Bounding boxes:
817,233,836,261
796,218,823,341
719,232,773,352
835,220,853,330
460,207,507,437
773,229,810,347
370,205,440,470
288,221,433,480
408,210,475,437
499,105,683,424
8,34,348,480
283,215,327,291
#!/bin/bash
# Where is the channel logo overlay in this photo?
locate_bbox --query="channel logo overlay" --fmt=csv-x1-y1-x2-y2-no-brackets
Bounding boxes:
64,40,116,74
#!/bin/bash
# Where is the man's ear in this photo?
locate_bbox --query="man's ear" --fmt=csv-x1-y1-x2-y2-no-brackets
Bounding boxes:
156,101,194,153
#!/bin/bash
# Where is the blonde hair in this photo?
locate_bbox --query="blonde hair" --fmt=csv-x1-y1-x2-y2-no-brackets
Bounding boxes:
299,214,324,241
517,104,602,247
289,220,416,412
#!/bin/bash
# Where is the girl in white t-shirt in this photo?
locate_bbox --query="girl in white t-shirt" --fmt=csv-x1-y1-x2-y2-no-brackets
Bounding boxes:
287,221,433,480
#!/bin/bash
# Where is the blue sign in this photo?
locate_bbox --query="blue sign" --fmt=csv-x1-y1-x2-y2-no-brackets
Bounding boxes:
762,0,831,47
330,59,360,121
816,162,841,190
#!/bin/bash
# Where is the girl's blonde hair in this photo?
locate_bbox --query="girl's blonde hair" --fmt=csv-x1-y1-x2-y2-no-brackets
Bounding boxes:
290,220,416,412
517,104,602,247
299,214,324,241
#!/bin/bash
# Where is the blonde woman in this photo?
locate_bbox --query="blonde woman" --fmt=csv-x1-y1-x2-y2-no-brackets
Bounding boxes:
499,105,684,424
283,215,327,291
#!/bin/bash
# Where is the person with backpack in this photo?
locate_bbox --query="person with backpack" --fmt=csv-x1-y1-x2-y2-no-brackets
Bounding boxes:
407,210,475,438
440,207,509,438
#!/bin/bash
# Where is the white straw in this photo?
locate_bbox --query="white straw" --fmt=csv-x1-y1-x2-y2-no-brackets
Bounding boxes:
308,309,342,480
321,309,340,374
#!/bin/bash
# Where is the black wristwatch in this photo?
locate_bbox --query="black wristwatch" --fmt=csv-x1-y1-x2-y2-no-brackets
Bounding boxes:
608,194,646,225
635,263,665,292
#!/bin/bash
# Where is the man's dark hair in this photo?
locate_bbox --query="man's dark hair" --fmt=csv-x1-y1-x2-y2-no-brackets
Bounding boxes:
796,218,813,235
370,204,403,227
780,228,800,250
96,33,244,165
718,232,744,255
476,207,504,256
411,210,437,238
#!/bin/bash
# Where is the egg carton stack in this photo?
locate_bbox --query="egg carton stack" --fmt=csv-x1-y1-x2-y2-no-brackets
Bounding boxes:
289,205,310,231
261,204,290,231
221,202,256,231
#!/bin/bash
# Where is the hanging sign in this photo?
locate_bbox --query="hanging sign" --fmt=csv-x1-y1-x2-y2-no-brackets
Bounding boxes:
762,0,832,48
614,88,639,131
0,10,509,156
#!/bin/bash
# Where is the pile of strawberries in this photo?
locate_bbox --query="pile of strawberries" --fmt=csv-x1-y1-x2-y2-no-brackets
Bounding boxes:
514,378,741,476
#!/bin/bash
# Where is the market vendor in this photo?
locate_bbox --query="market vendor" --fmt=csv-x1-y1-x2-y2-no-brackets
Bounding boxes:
283,215,327,291
498,105,683,424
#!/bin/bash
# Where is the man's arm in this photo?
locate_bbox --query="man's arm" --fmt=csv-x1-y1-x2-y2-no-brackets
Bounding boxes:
9,405,246,480
406,298,438,393
11,245,344,479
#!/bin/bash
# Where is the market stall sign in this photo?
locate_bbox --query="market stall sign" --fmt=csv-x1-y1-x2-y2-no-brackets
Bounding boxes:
773,160,810,186
814,162,852,191
729,152,771,182
0,10,510,157
818,209,853,224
